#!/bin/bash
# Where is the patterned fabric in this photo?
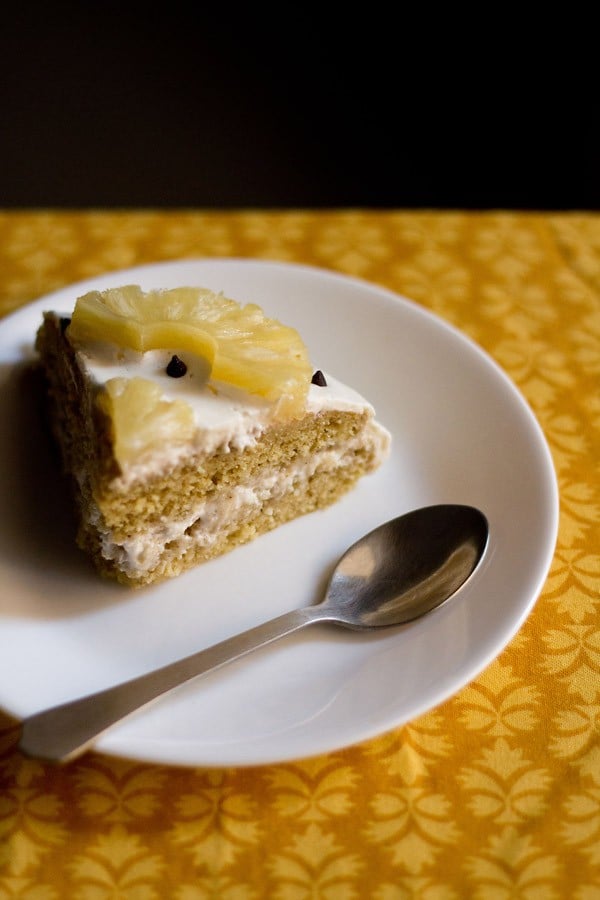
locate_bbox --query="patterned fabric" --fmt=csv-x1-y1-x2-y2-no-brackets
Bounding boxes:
0,211,598,898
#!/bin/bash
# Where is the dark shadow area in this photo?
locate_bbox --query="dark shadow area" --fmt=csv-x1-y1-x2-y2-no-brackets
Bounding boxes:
0,361,123,617
1,10,597,211
0,362,81,571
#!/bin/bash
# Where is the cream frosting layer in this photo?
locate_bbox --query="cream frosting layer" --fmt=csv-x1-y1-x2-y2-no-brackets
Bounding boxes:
94,433,388,579
72,339,388,484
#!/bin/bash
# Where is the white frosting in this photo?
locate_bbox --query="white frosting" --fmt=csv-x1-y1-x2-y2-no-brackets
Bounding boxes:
94,434,388,579
74,340,381,483
79,342,374,416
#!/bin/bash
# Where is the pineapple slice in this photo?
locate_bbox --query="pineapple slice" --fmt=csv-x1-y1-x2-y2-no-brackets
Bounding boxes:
69,286,217,367
98,377,195,466
69,285,311,415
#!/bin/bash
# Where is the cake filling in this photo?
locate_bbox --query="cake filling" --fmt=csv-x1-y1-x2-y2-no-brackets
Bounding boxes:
94,431,387,579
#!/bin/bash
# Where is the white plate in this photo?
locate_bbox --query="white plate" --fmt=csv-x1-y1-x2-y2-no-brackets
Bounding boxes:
0,259,558,766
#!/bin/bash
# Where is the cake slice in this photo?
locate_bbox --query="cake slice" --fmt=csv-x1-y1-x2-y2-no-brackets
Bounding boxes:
34,285,391,587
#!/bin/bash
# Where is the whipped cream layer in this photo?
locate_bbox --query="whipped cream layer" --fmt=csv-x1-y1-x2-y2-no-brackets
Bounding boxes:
100,439,377,579
73,339,389,484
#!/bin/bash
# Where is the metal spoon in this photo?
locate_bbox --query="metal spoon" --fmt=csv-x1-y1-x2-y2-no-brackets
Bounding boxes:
18,503,488,763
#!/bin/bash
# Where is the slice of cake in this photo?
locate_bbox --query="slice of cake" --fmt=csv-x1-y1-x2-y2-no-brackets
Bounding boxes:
35,285,391,587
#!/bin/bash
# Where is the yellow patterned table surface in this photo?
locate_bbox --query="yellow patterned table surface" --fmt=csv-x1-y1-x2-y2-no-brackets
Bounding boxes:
0,210,598,897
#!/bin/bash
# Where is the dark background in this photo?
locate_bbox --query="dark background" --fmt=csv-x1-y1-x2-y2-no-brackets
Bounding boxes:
1,9,597,211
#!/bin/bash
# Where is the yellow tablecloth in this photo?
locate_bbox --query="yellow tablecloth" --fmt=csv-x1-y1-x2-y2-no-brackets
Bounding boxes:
1,210,598,897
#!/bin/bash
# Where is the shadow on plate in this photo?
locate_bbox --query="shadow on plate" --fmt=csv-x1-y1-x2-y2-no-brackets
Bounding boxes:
0,362,124,618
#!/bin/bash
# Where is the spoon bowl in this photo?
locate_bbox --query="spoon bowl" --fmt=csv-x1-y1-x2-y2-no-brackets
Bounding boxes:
324,504,488,628
19,503,488,763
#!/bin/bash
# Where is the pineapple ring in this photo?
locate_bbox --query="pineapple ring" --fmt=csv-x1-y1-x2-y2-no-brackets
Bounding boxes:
98,377,196,466
68,291,217,367
68,285,312,416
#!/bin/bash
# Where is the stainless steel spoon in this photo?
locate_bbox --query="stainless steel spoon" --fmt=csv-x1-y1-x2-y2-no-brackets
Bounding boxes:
19,503,488,763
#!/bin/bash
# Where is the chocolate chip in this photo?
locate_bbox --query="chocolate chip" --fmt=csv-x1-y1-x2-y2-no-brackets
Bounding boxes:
311,370,327,387
166,355,187,377
59,316,71,333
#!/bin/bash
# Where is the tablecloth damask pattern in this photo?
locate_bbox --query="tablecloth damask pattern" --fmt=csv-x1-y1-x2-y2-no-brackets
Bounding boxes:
0,211,598,899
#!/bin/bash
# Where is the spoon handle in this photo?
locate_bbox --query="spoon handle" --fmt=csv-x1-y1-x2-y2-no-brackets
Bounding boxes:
19,605,323,764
